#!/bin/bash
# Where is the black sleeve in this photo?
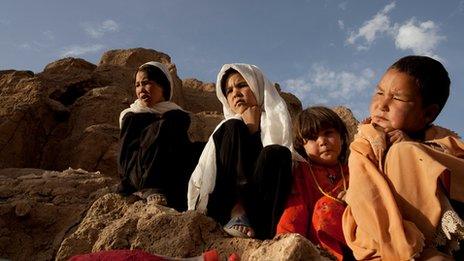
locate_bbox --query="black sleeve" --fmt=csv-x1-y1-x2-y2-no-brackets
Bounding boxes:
159,109,191,145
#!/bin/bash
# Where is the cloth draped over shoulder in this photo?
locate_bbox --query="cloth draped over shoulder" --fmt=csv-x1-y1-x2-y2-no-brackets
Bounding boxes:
342,123,464,260
187,63,294,212
118,61,183,128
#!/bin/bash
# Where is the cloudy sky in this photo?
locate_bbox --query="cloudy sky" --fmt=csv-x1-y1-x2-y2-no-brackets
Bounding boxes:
1,0,463,136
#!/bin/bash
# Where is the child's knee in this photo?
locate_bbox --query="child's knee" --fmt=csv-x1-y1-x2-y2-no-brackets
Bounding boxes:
261,145,291,161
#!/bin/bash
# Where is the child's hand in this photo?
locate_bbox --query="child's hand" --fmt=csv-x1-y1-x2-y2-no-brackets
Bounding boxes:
242,105,261,134
386,129,411,146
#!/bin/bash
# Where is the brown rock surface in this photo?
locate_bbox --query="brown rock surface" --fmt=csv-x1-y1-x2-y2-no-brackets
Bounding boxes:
0,48,201,176
99,48,185,106
188,112,224,142
0,168,115,261
56,193,330,261
332,106,359,144
182,78,221,113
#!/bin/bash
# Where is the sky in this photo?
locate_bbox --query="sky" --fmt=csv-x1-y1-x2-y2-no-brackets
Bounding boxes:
1,0,463,136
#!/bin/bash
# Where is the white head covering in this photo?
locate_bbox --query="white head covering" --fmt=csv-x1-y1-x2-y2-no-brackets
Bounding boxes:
187,63,294,212
118,61,183,128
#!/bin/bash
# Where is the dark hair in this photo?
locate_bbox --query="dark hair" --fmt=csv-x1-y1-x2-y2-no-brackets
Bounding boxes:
294,106,349,163
136,64,171,101
389,55,450,120
220,68,239,96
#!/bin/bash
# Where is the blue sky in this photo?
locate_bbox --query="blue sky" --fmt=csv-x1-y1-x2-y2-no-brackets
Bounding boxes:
1,0,463,136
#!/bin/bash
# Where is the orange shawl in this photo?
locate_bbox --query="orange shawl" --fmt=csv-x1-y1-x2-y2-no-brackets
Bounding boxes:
342,124,464,260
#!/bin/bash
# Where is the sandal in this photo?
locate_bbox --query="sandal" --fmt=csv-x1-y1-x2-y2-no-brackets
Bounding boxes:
133,189,168,206
223,215,254,238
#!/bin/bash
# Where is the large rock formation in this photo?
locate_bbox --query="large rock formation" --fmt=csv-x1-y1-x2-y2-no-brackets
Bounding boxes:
56,193,331,261
0,168,115,261
0,48,225,176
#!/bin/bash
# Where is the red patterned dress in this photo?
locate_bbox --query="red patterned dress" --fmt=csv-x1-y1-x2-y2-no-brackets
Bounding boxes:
277,161,351,261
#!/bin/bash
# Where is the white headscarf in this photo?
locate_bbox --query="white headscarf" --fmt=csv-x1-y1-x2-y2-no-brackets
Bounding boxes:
187,63,294,212
119,61,183,127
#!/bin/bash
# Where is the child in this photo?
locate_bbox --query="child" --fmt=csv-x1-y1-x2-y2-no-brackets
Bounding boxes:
342,55,464,260
188,63,293,240
118,61,197,211
277,106,352,261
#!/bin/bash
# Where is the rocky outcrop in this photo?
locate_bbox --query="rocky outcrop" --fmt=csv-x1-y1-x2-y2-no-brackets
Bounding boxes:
182,78,221,113
56,193,331,261
332,106,359,144
0,48,220,176
99,48,185,106
0,168,115,261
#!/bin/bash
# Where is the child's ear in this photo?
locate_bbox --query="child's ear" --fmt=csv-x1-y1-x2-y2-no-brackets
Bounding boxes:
424,104,440,124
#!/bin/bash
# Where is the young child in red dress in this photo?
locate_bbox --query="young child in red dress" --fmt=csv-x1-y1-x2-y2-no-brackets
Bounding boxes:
277,106,353,260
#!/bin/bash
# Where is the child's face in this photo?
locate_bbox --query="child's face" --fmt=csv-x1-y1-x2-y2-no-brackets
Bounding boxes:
369,69,430,133
303,128,342,166
135,71,165,107
225,72,258,114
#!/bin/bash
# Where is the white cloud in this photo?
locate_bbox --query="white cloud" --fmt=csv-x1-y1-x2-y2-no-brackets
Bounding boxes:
338,20,345,30
284,64,376,108
338,1,347,10
60,44,104,57
83,19,119,38
394,19,445,56
345,2,445,57
19,43,31,50
347,2,396,49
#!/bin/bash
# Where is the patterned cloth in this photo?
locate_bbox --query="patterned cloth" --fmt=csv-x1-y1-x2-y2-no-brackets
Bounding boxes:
277,161,350,260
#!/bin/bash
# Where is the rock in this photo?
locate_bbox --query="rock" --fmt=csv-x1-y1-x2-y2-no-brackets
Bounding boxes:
332,106,359,144
14,199,33,217
188,112,224,142
56,193,330,261
99,48,185,107
0,168,116,261
41,86,127,176
182,79,221,113
41,57,96,84
0,73,51,169
183,78,215,92
0,48,194,176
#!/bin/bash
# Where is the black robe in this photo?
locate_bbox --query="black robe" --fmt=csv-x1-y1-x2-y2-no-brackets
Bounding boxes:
118,109,197,211
207,119,292,239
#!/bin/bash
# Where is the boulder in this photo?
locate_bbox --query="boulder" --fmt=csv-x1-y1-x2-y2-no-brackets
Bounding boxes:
332,106,359,144
56,193,331,261
182,78,221,113
99,48,185,107
0,168,116,261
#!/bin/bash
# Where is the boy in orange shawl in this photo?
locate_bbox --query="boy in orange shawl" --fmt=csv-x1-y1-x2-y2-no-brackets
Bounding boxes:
342,55,464,260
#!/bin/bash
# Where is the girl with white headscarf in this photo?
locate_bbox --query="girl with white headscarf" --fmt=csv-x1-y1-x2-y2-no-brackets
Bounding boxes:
118,61,199,212
188,63,294,239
